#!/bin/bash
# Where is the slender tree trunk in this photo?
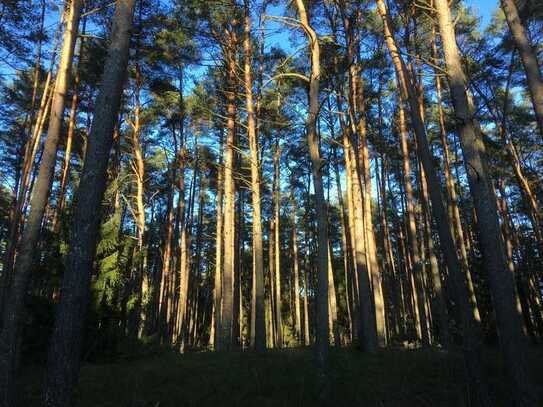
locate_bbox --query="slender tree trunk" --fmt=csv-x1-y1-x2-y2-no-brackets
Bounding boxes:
0,2,82,404
333,151,353,342
333,59,376,351
327,241,340,345
497,181,529,336
431,26,482,323
359,106,386,346
379,157,401,340
269,218,276,347
158,164,175,339
419,163,450,346
295,0,329,367
500,0,543,137
290,193,302,344
42,2,135,405
272,142,283,348
1,10,64,286
175,147,189,348
218,24,238,351
397,96,428,345
243,1,266,351
52,13,88,233
52,71,79,233
303,249,310,346
130,63,147,338
212,139,224,349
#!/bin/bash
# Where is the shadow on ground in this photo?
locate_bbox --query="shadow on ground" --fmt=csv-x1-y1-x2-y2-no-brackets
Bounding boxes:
20,346,543,406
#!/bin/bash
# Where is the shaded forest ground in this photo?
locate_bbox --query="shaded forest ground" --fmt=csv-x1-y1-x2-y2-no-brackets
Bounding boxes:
19,344,543,406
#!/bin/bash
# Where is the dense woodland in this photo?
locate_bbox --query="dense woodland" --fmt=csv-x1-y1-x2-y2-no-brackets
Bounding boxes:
0,0,542,405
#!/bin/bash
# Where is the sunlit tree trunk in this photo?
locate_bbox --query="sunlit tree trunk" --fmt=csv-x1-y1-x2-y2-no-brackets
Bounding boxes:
128,62,148,338
419,162,450,346
0,1,82,404
332,36,376,350
434,0,535,403
269,218,276,347
431,24,482,323
378,1,492,403
290,192,302,344
1,9,64,290
500,0,543,137
272,141,283,347
218,22,239,351
358,96,386,346
379,157,401,340
396,96,428,345
175,149,190,349
52,72,79,233
332,149,353,342
243,0,266,351
327,241,340,345
52,13,88,233
303,239,311,346
158,163,176,340
212,131,224,349
295,0,329,366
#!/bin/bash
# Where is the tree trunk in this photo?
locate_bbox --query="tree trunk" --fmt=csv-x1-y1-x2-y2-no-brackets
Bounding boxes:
243,1,266,352
377,0,492,403
0,2,82,404
431,25,482,323
1,10,63,287
130,63,147,338
295,0,329,367
290,192,302,344
397,96,428,345
303,249,310,346
358,102,387,347
212,134,224,349
218,24,238,351
158,164,176,340
333,53,376,351
42,2,135,405
434,0,536,403
272,142,283,348
500,0,543,137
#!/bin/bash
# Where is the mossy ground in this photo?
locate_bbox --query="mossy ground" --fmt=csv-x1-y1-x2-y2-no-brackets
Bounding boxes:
20,345,543,406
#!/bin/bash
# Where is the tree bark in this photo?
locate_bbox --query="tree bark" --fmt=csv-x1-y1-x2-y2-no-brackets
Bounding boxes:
500,0,543,137
377,0,492,403
218,22,238,351
272,142,283,347
42,1,135,405
295,0,329,366
243,1,266,352
212,131,224,349
0,2,82,405
290,191,302,344
434,0,536,403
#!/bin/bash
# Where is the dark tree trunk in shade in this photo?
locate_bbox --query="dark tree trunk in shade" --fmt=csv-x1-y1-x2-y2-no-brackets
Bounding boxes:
43,1,136,405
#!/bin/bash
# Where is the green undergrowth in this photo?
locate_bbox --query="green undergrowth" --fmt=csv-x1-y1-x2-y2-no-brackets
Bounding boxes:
20,345,543,406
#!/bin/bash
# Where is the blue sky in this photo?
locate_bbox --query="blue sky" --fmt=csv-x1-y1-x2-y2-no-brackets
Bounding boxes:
465,0,499,27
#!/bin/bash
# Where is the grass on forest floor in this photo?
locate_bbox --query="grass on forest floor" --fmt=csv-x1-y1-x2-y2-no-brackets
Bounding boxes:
20,345,543,407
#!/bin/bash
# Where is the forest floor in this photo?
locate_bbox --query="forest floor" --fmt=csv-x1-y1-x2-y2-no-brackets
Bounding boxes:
20,345,543,406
